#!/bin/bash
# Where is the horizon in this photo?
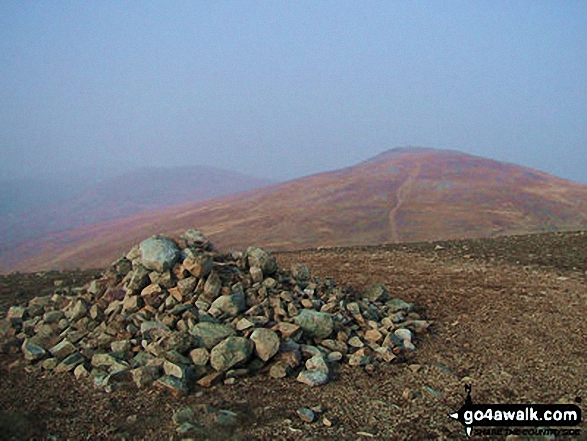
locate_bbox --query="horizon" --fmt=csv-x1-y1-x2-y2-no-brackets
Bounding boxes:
1,2,586,185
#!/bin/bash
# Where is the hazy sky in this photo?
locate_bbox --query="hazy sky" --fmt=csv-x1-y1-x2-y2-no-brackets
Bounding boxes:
1,1,586,183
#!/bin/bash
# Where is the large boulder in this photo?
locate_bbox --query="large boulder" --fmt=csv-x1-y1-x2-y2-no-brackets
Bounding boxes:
139,236,180,272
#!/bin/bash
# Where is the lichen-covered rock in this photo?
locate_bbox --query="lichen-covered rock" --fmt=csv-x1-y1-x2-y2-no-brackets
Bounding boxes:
250,328,280,362
210,336,253,372
295,310,333,339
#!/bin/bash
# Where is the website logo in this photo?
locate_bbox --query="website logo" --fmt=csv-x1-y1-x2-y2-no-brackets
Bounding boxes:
449,385,582,438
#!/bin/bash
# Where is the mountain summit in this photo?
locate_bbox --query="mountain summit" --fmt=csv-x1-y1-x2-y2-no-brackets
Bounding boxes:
6,148,587,271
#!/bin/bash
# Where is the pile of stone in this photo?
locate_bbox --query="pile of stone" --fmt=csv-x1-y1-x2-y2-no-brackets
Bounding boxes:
1,229,430,395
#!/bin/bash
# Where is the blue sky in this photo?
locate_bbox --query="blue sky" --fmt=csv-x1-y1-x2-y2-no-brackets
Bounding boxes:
1,1,586,183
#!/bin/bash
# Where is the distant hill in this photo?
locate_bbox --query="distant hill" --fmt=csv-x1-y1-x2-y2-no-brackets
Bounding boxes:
0,165,274,269
5,148,587,272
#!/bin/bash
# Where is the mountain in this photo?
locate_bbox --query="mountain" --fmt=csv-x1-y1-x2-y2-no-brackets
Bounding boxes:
5,147,587,272
0,165,274,269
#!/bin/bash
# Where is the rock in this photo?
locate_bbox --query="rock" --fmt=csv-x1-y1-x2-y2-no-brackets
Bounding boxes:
49,339,76,360
140,321,170,340
297,370,329,387
189,347,210,366
132,365,161,388
201,271,222,303
297,407,315,423
295,310,333,339
364,328,383,343
305,355,329,373
327,351,343,362
272,322,301,339
210,337,253,372
154,375,189,397
211,293,246,316
363,284,389,302
246,247,277,275
348,336,364,348
190,322,235,349
55,352,85,373
74,364,90,379
181,229,208,246
249,266,263,283
250,328,280,362
111,340,131,354
183,252,214,278
91,353,128,371
139,236,180,272
40,358,58,370
69,300,88,321
197,371,223,388
236,317,254,331
43,310,64,324
215,409,238,426
126,265,150,292
172,406,195,425
291,263,311,287
164,360,195,380
388,298,414,313
269,361,292,378
348,352,372,366
21,339,46,361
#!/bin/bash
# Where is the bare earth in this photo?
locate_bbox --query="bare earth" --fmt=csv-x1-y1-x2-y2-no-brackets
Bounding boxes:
1,232,585,440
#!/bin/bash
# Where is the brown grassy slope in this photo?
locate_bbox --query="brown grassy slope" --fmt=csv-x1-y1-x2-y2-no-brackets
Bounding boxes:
9,148,587,272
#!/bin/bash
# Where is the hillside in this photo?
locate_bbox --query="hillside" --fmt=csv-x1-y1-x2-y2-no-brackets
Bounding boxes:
6,147,587,272
0,165,274,270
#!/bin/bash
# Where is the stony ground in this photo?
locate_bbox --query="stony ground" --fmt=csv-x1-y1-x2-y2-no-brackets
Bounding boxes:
0,231,586,440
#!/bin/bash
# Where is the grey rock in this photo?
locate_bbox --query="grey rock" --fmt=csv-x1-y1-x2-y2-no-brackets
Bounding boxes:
250,328,280,362
126,265,151,292
246,247,277,275
154,375,189,396
297,407,316,423
181,229,208,246
7,306,27,325
363,284,389,302
201,271,222,303
163,360,195,380
69,300,88,321
111,340,131,353
210,336,253,371
140,321,170,340
291,263,311,287
296,370,329,387
388,298,414,313
305,354,329,373
21,339,46,361
43,310,64,324
190,322,235,349
249,266,263,283
269,361,292,378
139,236,180,272
189,347,210,366
40,358,58,370
295,310,333,339
211,293,246,316
49,339,76,360
55,352,85,372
